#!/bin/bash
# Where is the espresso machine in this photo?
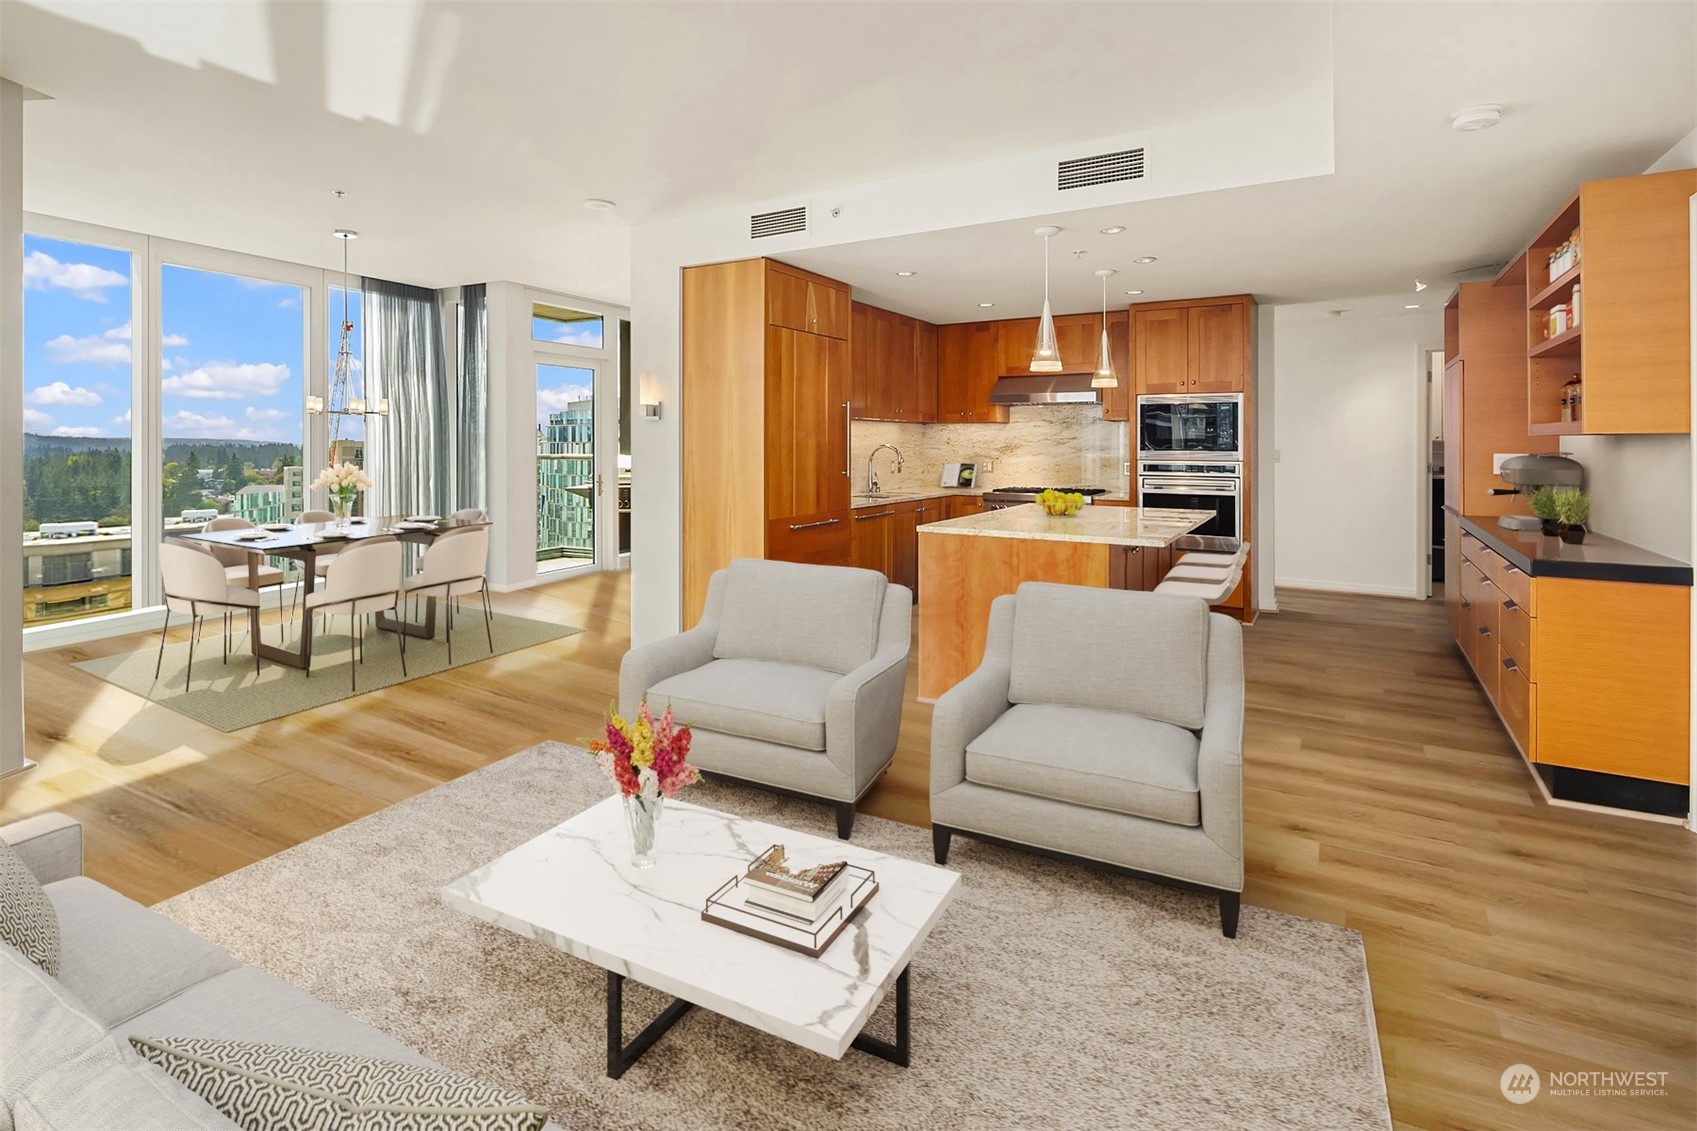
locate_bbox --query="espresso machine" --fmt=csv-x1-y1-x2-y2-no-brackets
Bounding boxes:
1492,454,1585,530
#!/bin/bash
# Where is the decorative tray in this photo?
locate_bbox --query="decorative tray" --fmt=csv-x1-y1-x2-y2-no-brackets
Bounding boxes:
701,865,878,958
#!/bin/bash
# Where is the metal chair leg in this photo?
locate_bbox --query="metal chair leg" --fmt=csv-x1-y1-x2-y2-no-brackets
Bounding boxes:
185,615,198,690
350,614,359,694
398,605,408,678
446,600,454,665
153,609,170,683
481,584,494,651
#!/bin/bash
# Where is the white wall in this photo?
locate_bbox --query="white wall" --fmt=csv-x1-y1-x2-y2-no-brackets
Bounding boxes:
1,80,26,776
1271,299,1444,598
629,95,1338,644
1560,134,1697,564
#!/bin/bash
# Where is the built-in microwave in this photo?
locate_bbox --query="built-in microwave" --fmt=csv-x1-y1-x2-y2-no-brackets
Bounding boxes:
1136,394,1244,463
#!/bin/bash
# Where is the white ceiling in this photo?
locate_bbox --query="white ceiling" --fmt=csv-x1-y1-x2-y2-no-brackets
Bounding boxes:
3,1,1692,313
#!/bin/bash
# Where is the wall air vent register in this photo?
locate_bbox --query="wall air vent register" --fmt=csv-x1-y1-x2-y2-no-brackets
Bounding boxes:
1058,147,1145,191
750,206,809,239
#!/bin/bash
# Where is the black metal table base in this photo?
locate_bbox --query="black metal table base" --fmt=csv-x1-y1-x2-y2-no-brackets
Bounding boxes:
603,965,911,1078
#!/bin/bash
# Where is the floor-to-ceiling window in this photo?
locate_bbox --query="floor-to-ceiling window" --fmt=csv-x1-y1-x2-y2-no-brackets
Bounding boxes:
20,234,136,626
158,264,306,530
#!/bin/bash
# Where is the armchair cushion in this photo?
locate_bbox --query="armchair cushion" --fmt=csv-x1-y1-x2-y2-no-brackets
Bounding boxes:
1008,583,1211,730
650,659,838,752
964,703,1201,827
712,559,887,676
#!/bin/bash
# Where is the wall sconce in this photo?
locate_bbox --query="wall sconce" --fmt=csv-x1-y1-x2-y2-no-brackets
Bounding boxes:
641,400,663,421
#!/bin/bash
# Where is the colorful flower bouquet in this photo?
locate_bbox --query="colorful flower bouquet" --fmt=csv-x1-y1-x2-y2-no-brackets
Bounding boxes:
588,701,701,868
309,461,372,527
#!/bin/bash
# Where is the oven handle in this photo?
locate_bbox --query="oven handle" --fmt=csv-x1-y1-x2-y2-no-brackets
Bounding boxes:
1139,482,1240,496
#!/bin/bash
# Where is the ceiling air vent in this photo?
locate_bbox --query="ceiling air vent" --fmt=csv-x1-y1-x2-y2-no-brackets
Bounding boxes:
750,205,807,239
1057,147,1145,191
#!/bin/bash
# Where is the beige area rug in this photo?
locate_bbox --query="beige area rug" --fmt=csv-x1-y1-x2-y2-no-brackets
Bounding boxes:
155,744,1391,1130
74,612,582,732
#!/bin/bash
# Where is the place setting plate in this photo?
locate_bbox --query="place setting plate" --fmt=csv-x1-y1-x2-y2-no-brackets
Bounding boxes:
261,523,293,532
234,530,270,541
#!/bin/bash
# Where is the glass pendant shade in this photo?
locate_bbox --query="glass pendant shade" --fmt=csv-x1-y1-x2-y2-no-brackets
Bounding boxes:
1090,267,1118,388
1029,225,1063,373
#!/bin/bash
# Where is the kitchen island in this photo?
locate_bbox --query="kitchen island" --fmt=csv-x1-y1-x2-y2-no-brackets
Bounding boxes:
916,504,1214,700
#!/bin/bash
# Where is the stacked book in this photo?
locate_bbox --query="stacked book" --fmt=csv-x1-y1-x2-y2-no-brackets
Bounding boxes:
740,845,850,924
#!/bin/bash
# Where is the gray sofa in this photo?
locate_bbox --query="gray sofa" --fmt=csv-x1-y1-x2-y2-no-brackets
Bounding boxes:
929,583,1246,936
620,558,912,839
0,812,561,1129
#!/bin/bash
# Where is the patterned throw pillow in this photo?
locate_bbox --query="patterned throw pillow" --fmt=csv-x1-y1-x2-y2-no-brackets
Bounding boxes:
128,1037,549,1131
0,838,60,976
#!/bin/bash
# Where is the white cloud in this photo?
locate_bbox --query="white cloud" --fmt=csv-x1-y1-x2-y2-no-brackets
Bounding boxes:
163,409,237,435
552,324,603,347
161,332,189,347
26,381,103,406
43,325,132,366
162,408,293,442
24,408,53,431
161,357,175,373
277,296,299,310
161,361,290,400
538,385,592,412
244,407,288,423
114,410,132,426
23,250,127,302
51,426,104,438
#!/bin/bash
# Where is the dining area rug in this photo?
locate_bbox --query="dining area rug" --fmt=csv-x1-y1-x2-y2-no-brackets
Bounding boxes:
74,612,582,731
154,743,1393,1130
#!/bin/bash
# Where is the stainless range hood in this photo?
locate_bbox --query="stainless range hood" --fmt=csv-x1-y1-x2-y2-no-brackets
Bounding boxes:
988,373,1100,405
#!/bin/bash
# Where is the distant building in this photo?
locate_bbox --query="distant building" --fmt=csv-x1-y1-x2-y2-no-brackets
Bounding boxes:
330,440,364,469
23,526,132,626
537,402,593,561
282,464,305,519
232,484,286,525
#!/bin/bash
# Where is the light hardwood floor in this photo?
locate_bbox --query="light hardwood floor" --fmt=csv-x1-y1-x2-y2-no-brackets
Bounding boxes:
4,574,1692,1131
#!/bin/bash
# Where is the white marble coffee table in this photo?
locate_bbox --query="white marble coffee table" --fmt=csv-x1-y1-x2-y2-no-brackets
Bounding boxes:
440,797,960,1077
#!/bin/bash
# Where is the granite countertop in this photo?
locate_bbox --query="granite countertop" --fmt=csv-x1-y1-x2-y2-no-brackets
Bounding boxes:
850,488,985,510
1459,514,1693,586
918,503,1214,547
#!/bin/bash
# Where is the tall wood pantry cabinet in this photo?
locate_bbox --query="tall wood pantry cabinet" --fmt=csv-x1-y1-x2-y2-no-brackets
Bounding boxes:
682,258,853,626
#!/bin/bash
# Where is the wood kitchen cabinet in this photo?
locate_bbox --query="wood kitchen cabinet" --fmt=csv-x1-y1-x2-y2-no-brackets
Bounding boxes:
1098,311,1132,422
767,262,850,340
1131,296,1254,395
996,314,1099,374
851,499,928,600
851,303,936,422
936,322,1008,423
682,257,854,625
1110,544,1174,591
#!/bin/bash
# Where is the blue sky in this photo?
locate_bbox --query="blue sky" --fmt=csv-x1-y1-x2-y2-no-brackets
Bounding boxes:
23,234,344,446
537,363,594,429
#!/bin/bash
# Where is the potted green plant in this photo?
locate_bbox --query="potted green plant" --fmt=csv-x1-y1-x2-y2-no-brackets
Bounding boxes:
1528,486,1560,536
1552,486,1590,544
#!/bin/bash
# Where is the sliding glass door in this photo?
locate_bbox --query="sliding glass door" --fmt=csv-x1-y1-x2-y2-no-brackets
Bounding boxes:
536,361,598,570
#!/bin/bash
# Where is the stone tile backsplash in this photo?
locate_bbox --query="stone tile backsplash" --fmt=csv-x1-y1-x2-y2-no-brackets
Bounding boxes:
851,405,1130,495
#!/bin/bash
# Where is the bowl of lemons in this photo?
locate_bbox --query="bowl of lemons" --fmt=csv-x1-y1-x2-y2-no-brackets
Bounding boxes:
1035,489,1086,516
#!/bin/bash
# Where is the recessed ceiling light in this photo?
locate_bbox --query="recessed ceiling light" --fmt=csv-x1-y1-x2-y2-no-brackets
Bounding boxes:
1405,303,1421,309
896,270,916,277
1133,256,1157,264
582,198,617,210
332,229,358,240
1414,279,1429,292
1449,104,1503,132
978,302,995,308
1099,226,1126,235
1124,290,1144,296
1327,309,1348,318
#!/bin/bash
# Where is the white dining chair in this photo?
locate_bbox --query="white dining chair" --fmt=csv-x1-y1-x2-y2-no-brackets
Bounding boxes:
204,514,288,639
288,509,342,624
401,525,492,663
302,538,406,692
156,542,263,689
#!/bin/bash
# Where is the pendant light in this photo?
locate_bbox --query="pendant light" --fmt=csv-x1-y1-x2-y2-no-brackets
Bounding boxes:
1091,268,1118,388
1029,225,1062,372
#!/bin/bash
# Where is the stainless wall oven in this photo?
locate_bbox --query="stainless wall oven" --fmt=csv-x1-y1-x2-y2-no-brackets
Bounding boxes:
1137,394,1244,462
1138,461,1242,545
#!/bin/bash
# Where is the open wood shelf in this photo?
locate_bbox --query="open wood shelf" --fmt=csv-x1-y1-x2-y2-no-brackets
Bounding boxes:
1529,325,1582,358
1527,264,1581,310
1528,420,1584,437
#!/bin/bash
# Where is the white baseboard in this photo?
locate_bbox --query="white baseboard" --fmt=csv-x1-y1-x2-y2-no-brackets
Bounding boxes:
1274,579,1424,600
24,607,165,652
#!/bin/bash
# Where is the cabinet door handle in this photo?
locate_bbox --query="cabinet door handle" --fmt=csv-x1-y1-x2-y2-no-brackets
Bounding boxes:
789,518,841,531
1460,598,1471,610
1477,625,1492,638
842,402,852,478
855,511,896,521
1502,598,1518,611
1502,657,1519,672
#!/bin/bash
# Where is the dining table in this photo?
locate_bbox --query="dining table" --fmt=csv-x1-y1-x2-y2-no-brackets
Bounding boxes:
177,514,492,671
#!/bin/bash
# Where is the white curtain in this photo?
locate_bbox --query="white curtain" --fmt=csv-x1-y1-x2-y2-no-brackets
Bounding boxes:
364,278,450,518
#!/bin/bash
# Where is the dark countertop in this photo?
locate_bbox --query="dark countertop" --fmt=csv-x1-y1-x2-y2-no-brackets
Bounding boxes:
1459,513,1693,586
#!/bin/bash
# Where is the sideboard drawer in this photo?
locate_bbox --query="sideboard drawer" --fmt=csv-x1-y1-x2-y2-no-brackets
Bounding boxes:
1499,662,1534,757
1499,601,1533,680
1492,556,1533,615
766,509,851,567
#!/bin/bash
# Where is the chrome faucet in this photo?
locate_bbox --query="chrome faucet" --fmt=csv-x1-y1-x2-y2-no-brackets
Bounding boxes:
865,444,904,494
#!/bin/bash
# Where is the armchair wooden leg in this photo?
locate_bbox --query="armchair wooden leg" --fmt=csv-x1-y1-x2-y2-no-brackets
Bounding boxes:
835,802,854,840
931,825,952,866
1218,891,1241,939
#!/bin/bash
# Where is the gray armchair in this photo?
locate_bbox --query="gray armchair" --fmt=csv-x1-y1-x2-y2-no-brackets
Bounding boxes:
930,582,1246,936
619,558,912,838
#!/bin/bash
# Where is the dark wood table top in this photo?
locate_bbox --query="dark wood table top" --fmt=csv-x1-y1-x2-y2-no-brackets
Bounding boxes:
179,515,491,554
